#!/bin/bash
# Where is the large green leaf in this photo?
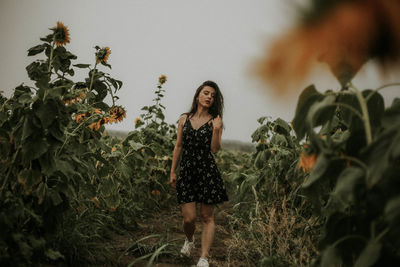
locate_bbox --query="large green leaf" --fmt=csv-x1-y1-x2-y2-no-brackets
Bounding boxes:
306,94,336,130
333,167,364,205
354,239,382,267
292,84,324,140
27,44,46,56
18,169,42,195
320,245,342,267
384,196,400,225
21,136,49,162
33,99,58,129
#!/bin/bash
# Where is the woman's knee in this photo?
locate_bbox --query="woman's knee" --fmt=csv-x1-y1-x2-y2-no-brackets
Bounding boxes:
183,215,196,225
201,213,214,224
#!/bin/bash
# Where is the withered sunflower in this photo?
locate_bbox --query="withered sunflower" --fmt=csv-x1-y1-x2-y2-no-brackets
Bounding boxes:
158,75,167,85
96,47,111,64
108,106,126,123
134,117,143,126
52,21,70,46
297,152,318,173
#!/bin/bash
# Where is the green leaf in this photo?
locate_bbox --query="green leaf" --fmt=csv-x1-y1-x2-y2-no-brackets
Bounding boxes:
128,140,144,151
22,115,37,141
49,190,63,206
333,167,364,204
273,118,291,135
18,169,42,195
45,249,65,261
27,44,46,56
384,195,400,225
354,240,382,267
73,63,91,68
302,153,329,188
292,85,324,140
33,100,57,129
35,182,47,205
306,94,336,130
320,245,341,267
21,136,49,162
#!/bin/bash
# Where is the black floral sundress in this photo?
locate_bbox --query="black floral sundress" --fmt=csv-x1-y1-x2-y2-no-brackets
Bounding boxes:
176,115,229,205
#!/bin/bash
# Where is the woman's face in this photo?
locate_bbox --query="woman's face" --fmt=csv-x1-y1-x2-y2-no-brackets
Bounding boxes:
197,86,215,109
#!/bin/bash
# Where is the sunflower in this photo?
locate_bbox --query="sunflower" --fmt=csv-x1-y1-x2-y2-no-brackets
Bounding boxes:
255,0,400,94
96,47,111,64
89,117,108,131
134,117,143,127
91,197,100,208
52,21,70,47
151,190,161,196
75,113,86,123
108,106,126,123
158,75,167,85
297,152,318,173
62,90,86,106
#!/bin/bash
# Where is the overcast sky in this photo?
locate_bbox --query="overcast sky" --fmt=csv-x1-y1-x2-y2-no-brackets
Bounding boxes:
1,0,399,142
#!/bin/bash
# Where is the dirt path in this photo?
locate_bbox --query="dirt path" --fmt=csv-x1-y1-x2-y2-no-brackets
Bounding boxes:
111,201,247,267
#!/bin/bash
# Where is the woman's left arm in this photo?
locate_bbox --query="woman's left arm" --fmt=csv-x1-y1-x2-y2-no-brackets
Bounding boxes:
211,115,223,154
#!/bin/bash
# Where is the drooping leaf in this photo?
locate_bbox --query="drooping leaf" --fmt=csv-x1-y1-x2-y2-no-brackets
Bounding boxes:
320,245,342,267
292,84,324,140
354,239,382,267
27,44,46,56
73,63,91,68
384,195,400,225
333,167,364,204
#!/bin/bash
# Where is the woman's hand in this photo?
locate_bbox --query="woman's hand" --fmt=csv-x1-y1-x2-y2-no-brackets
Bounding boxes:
212,115,222,130
170,172,177,188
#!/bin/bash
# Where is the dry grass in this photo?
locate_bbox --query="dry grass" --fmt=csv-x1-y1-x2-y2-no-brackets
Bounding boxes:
225,197,319,266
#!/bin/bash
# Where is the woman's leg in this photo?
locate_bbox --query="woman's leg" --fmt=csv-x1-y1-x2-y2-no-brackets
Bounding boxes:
200,203,215,258
181,202,196,241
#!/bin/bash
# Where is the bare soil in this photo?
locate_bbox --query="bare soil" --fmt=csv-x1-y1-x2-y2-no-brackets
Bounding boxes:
110,201,248,267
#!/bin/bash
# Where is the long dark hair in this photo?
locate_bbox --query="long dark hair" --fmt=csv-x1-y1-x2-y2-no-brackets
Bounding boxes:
186,80,224,119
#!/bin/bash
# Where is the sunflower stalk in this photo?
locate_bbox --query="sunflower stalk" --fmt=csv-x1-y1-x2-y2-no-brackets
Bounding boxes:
89,61,98,91
56,112,98,157
350,83,372,145
48,36,56,73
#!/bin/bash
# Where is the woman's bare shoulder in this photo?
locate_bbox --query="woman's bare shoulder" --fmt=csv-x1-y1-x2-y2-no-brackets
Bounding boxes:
178,113,189,125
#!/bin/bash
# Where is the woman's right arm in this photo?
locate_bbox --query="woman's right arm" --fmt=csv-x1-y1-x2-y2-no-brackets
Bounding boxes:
169,114,186,188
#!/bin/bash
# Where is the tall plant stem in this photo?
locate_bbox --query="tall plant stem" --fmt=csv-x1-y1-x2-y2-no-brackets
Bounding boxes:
48,36,56,73
350,83,372,145
89,61,98,91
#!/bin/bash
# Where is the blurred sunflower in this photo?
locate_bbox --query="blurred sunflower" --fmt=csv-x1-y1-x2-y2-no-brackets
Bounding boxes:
151,190,161,196
134,117,143,128
62,90,86,106
108,106,126,123
89,118,107,131
75,113,86,123
297,152,318,173
158,75,167,85
255,0,400,94
96,46,111,64
52,21,70,46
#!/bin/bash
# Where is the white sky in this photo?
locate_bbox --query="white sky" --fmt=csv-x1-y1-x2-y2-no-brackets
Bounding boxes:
1,0,399,142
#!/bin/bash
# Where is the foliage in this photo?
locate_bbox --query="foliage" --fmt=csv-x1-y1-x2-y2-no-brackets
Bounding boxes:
292,83,400,266
221,117,320,266
0,23,175,266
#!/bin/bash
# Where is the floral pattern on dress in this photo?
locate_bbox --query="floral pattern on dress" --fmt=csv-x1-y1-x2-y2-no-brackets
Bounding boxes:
176,115,229,205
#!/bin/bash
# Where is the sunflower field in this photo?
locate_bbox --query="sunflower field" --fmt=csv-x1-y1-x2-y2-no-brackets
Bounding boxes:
1,0,400,265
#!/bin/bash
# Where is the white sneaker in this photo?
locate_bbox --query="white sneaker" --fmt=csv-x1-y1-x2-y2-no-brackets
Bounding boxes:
197,257,209,267
180,237,195,256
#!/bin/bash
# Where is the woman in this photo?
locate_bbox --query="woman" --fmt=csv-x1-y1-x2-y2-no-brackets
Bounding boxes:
169,80,229,267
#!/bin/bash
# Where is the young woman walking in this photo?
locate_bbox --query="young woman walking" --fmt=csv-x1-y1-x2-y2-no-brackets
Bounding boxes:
169,80,229,267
